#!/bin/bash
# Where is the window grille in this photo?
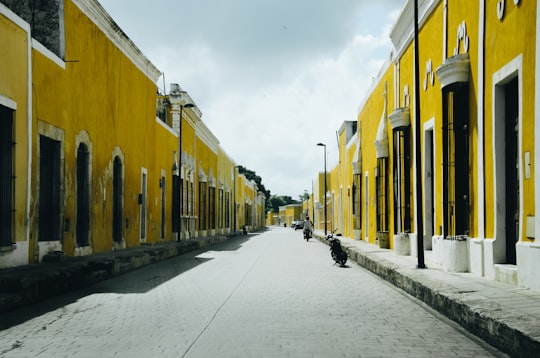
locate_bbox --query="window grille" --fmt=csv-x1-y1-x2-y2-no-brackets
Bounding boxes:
442,85,469,239
376,158,389,232
189,182,194,217
199,182,207,230
218,189,224,229
393,129,411,233
352,174,362,230
225,192,230,229
209,186,216,229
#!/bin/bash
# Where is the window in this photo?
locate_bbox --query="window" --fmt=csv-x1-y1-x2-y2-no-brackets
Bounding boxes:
376,158,389,232
393,129,411,233
209,186,216,230
76,143,90,247
188,182,194,216
0,105,14,247
172,174,179,234
160,176,166,239
218,188,223,229
113,156,123,242
245,204,252,227
140,170,147,240
352,174,361,230
181,178,186,216
199,182,207,230
39,135,61,242
442,84,470,238
225,191,230,228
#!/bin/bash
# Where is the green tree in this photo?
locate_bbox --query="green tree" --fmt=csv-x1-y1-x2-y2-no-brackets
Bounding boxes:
237,166,271,210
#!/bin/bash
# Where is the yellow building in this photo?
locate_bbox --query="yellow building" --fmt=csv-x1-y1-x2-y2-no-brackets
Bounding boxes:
322,0,540,291
0,0,265,269
0,3,31,266
279,204,302,228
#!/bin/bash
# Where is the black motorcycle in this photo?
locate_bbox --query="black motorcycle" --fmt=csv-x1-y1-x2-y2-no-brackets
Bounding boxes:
303,228,312,241
325,232,347,266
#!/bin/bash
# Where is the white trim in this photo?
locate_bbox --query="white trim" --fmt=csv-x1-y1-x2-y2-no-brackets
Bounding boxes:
364,171,369,240
156,116,179,137
32,39,66,70
140,167,148,242
478,0,486,239
1,3,35,245
536,0,540,245
390,0,442,60
443,0,448,60
25,11,32,245
0,3,29,30
423,118,436,245
0,96,16,110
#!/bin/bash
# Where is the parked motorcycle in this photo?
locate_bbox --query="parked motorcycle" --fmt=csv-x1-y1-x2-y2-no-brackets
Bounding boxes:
325,231,347,266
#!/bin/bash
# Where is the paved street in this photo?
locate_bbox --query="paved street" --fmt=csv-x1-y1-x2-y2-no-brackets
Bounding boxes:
0,227,506,358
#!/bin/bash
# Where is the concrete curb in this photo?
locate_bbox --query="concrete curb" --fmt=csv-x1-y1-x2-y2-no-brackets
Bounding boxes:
0,235,232,314
315,234,540,358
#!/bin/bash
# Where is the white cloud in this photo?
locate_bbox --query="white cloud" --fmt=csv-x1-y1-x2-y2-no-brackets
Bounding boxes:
99,0,405,199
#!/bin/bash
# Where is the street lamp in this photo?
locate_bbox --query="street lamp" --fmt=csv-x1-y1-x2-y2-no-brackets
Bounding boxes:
317,142,327,236
177,102,195,240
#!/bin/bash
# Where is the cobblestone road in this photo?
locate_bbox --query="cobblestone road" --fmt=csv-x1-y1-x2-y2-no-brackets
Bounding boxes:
0,227,507,357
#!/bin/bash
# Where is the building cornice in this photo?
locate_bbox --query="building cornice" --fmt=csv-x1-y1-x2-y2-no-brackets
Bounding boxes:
389,0,441,59
71,0,161,82
196,120,220,155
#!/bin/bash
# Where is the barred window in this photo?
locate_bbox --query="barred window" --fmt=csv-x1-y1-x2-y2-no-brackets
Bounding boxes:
198,182,207,230
352,174,362,230
393,129,411,233
376,158,389,232
442,84,469,238
209,186,216,230
225,191,230,229
218,188,224,229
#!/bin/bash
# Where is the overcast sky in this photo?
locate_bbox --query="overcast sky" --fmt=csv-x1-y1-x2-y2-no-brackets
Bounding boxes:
99,0,405,200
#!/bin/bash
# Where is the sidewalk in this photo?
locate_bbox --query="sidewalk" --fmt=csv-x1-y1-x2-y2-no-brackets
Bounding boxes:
1,230,539,357
313,231,540,358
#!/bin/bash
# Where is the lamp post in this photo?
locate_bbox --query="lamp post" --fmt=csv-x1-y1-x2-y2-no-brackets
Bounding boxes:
177,102,195,240
317,142,327,236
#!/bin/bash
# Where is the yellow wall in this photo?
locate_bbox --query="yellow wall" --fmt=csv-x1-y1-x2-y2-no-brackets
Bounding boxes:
484,0,536,240
30,0,162,257
358,62,394,244
0,7,30,249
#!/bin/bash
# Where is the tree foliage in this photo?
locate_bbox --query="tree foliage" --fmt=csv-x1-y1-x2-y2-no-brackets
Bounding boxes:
237,166,303,212
237,166,271,209
3,0,61,56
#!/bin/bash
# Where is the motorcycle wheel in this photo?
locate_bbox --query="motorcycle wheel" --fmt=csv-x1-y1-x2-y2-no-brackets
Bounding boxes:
339,253,347,266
